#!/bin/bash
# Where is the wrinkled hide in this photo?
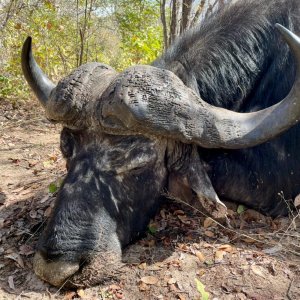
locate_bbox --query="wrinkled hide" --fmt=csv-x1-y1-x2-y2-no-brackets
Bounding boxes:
34,130,168,287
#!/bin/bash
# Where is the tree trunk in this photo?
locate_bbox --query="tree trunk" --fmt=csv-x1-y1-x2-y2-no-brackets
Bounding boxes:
191,0,206,27
219,0,225,8
160,0,169,50
206,0,220,18
169,0,180,46
162,0,229,50
181,0,193,34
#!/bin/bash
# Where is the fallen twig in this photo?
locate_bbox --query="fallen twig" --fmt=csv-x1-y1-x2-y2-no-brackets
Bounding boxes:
287,277,295,300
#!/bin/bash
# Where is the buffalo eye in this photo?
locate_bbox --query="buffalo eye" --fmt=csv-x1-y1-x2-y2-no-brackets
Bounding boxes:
60,128,77,160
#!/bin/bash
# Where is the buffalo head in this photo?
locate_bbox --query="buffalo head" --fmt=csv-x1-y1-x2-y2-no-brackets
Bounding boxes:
21,24,300,287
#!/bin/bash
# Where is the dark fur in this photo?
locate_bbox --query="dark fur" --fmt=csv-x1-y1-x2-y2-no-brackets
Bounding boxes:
154,0,300,216
38,130,167,263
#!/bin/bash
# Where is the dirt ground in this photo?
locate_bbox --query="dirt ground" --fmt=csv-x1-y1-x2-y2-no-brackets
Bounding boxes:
0,100,299,300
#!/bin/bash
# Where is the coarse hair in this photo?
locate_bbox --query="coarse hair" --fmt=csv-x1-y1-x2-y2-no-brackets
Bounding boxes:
155,0,300,112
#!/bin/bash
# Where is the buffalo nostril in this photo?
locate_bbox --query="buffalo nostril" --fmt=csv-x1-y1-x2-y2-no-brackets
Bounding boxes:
33,252,80,287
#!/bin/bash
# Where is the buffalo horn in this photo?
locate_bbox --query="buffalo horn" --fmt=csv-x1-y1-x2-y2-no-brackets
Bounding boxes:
100,24,300,149
21,37,56,107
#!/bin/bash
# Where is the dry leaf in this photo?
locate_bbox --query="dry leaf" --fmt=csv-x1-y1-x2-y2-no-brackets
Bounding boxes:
242,209,264,222
169,259,181,267
178,215,190,224
49,154,58,162
40,195,50,203
43,160,53,168
8,276,15,290
215,250,226,263
204,230,215,238
177,294,186,300
44,206,52,217
197,268,206,276
144,239,155,247
177,281,183,290
77,289,85,298
138,262,147,270
195,251,206,262
115,292,123,299
178,243,189,251
203,217,214,228
9,158,20,164
251,265,265,278
12,187,24,194
28,160,38,168
169,283,178,292
174,210,185,216
241,237,256,244
140,276,159,285
5,253,24,268
168,278,177,285
160,209,166,219
109,284,121,290
64,291,76,300
20,189,32,196
0,218,4,230
226,209,236,217
19,244,34,256
148,265,162,271
218,244,234,253
139,282,150,291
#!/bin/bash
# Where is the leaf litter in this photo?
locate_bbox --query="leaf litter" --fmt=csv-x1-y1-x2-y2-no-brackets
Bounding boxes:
0,100,299,299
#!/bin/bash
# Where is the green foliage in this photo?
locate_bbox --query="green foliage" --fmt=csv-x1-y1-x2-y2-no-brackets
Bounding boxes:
147,224,157,234
195,278,210,300
0,75,13,99
48,182,58,194
1,1,77,100
237,204,246,214
0,0,163,102
115,0,163,68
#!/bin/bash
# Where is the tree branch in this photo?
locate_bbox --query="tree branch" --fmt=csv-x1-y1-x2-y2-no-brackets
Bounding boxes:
160,0,169,50
181,0,193,34
169,0,180,46
191,0,206,27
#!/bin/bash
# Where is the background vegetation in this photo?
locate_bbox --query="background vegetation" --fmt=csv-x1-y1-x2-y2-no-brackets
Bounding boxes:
0,0,226,102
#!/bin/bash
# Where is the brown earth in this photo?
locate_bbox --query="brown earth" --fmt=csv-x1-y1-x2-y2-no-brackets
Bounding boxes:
0,100,299,300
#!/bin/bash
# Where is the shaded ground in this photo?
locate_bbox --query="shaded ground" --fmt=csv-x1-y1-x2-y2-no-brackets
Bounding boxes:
0,100,299,300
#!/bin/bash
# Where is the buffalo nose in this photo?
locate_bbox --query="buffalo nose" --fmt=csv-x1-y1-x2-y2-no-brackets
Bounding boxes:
33,252,80,287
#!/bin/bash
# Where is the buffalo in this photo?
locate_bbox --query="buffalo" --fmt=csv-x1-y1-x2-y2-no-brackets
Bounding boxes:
21,0,300,287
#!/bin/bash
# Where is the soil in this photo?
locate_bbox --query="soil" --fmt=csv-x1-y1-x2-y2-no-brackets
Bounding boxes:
0,100,299,300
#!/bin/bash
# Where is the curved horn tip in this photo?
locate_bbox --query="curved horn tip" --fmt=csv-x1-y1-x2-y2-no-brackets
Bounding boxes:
275,23,300,50
24,36,32,46
21,36,55,106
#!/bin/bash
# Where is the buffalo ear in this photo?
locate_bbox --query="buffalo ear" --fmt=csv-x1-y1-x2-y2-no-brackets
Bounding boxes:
167,144,227,219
